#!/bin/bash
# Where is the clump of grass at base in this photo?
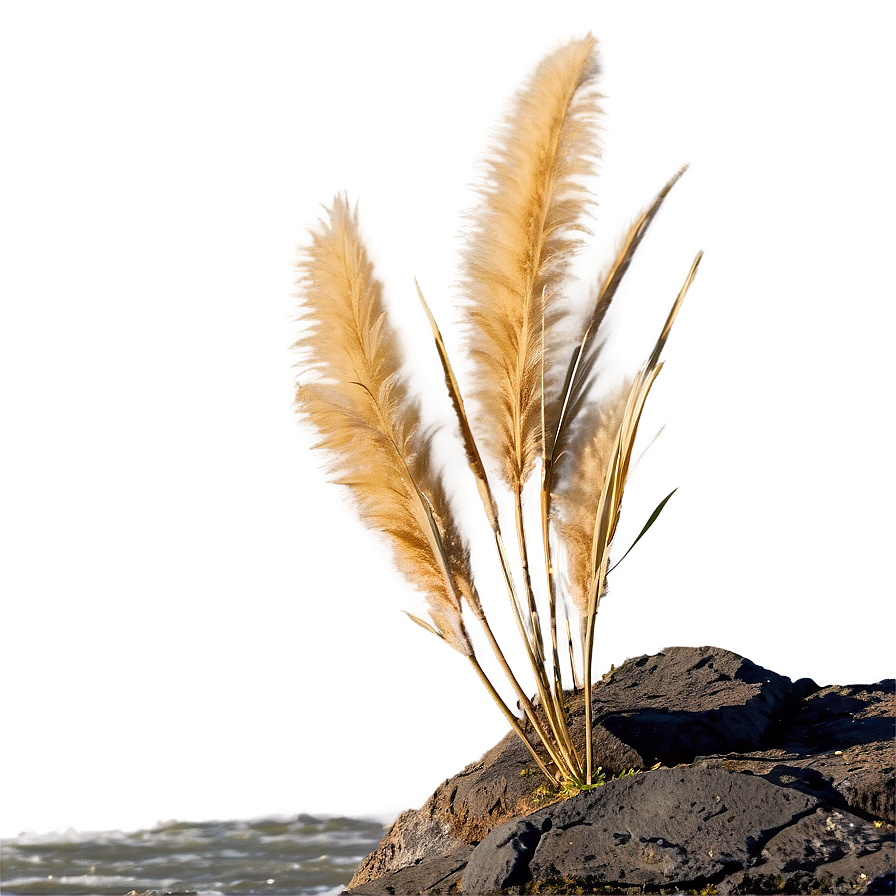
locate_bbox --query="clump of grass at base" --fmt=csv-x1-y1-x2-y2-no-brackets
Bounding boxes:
529,767,645,808
294,33,702,790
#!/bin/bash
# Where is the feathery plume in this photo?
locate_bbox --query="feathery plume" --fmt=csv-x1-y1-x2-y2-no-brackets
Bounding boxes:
293,36,703,793
551,382,630,621
294,195,474,655
461,34,603,490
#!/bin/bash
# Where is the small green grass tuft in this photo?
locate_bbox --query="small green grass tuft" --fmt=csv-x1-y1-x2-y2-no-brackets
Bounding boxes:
529,766,651,807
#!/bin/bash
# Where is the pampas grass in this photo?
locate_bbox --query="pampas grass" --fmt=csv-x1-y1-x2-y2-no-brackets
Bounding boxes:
294,35,701,788
552,381,631,622
294,196,474,657
460,34,602,494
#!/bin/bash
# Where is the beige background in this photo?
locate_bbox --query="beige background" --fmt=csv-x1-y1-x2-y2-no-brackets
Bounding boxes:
2,0,892,837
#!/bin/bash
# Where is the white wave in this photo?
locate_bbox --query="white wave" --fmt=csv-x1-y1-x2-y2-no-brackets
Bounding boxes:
217,849,252,859
140,852,211,868
258,834,300,846
3,876,47,893
2,824,128,846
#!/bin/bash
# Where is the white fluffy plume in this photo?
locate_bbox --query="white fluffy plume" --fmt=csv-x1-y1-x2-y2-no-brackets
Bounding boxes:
455,33,604,490
293,192,472,656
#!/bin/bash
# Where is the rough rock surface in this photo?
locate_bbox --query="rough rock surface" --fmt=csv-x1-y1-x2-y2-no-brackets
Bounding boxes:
463,768,892,895
707,681,896,824
581,645,794,769
346,647,895,895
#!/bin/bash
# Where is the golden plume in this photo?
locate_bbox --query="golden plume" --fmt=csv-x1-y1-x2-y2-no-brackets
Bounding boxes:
294,195,474,655
550,382,630,622
293,36,704,791
461,34,603,491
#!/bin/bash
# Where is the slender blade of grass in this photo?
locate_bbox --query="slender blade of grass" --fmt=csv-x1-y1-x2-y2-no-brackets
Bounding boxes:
607,488,678,574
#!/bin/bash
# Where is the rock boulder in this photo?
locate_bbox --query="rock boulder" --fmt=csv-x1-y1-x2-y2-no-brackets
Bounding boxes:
346,646,894,895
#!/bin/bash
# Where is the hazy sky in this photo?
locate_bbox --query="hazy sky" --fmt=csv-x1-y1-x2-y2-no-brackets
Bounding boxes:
2,2,894,838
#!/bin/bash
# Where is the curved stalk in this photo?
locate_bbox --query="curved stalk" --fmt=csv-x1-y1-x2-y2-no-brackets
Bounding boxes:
416,281,536,672
582,438,622,783
538,313,580,776
469,582,571,776
540,492,582,776
416,279,578,782
411,448,565,774
467,655,559,786
513,488,582,780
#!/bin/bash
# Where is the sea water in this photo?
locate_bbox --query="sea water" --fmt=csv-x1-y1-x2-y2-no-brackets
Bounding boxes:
0,815,389,896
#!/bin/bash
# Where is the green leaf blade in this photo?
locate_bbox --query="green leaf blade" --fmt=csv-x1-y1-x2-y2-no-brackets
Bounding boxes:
608,487,678,574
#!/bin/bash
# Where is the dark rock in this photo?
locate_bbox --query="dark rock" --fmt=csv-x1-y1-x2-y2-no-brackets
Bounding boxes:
781,681,895,754
462,817,550,893
726,806,895,893
346,730,541,892
463,767,819,893
586,645,795,769
346,647,895,895
791,676,823,702
703,681,895,823
349,646,796,890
